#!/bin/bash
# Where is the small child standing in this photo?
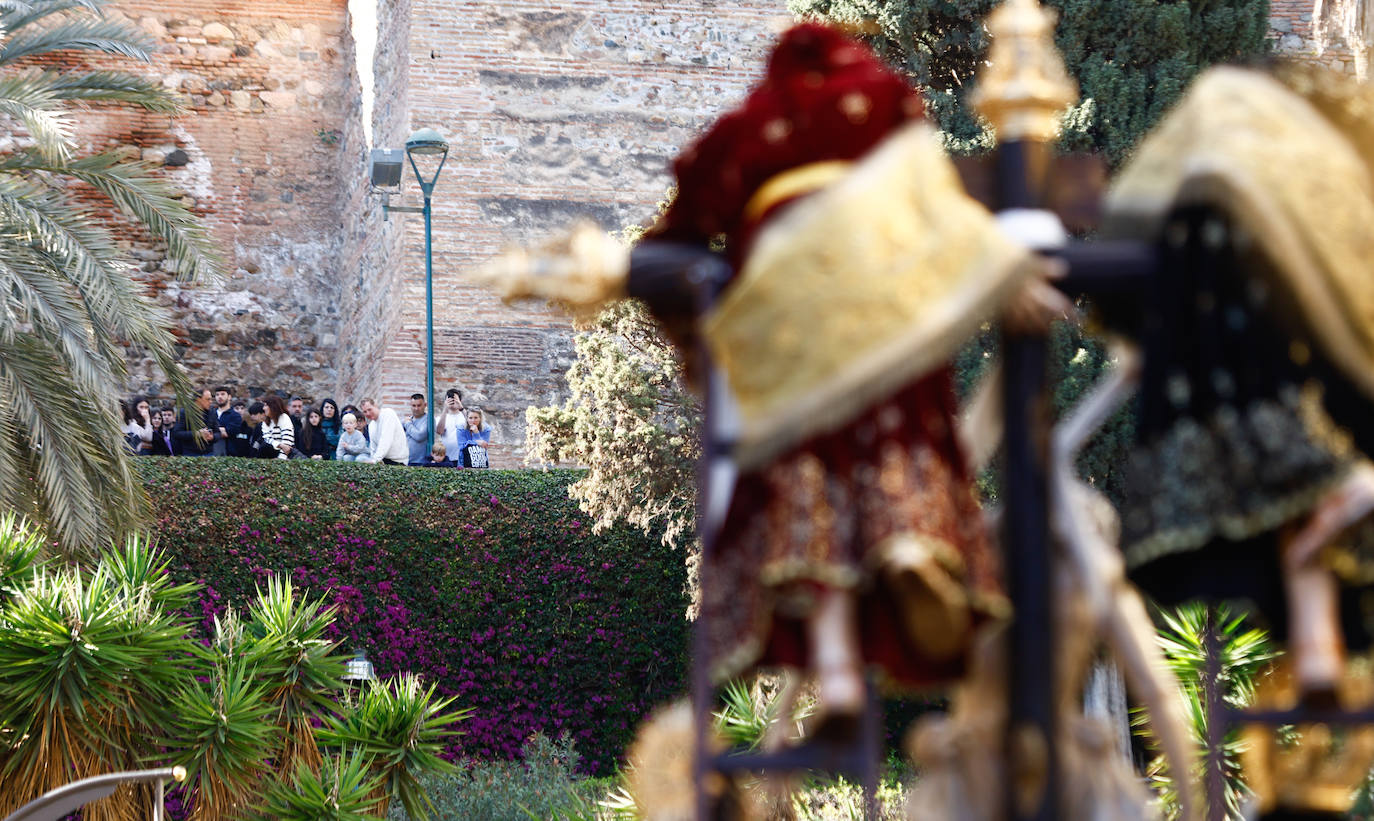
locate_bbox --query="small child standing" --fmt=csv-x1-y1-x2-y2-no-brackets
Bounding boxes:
336,413,370,462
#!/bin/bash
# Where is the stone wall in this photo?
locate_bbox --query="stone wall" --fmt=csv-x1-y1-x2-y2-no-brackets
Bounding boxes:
77,0,786,467
61,0,359,399
373,1,786,463
334,0,411,405
1272,0,1360,73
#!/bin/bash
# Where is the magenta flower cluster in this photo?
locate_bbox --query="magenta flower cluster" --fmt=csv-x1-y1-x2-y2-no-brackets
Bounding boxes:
144,459,689,774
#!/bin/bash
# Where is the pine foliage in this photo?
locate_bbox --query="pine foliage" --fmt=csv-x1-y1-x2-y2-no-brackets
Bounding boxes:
789,0,1271,164
526,269,699,547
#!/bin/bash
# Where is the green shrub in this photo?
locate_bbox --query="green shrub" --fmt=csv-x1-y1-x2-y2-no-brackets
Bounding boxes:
140,458,691,773
387,733,600,821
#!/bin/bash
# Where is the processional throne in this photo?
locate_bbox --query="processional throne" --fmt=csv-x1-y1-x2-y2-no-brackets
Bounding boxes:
473,1,1374,818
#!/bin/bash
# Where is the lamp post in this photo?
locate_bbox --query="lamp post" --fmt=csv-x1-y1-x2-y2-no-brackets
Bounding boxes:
404,127,448,455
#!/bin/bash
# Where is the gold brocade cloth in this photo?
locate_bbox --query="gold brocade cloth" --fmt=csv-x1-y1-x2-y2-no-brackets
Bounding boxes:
702,123,1035,471
1105,66,1374,408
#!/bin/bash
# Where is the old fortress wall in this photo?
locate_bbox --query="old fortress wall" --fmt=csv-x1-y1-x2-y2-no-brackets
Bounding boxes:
75,1,1322,465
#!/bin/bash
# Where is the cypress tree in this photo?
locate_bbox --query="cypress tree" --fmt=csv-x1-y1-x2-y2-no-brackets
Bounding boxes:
790,0,1270,502
790,0,1272,163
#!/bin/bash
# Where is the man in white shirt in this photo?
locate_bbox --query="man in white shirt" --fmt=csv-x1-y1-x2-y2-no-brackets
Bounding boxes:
359,398,409,465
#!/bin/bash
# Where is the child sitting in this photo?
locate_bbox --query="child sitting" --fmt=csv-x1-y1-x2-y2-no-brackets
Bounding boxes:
336,413,370,462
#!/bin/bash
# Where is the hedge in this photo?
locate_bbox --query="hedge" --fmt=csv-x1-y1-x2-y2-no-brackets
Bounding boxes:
139,459,690,774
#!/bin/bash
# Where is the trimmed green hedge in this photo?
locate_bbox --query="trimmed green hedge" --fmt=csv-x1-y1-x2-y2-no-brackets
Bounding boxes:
140,459,690,773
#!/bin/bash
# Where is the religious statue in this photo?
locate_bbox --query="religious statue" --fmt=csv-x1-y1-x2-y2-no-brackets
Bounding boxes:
1084,61,1374,818
907,346,1196,821
473,21,1071,731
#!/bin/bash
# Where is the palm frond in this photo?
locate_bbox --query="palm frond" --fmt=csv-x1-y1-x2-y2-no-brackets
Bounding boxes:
0,336,146,552
0,242,113,385
0,73,70,161
0,182,192,414
25,150,225,282
0,2,98,37
20,68,179,112
0,17,153,65
0,0,217,556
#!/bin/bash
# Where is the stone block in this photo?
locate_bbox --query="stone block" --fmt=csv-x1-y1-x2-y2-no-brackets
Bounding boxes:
202,22,235,41
140,17,166,38
229,90,253,109
261,91,295,109
201,45,234,63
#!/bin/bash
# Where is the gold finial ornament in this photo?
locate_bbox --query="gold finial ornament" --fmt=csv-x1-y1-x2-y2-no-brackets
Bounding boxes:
972,0,1079,143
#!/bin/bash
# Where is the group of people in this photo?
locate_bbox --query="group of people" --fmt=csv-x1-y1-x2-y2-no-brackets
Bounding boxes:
120,387,492,468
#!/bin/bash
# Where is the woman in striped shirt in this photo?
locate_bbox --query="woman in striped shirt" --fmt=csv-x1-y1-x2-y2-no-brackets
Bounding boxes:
261,395,295,459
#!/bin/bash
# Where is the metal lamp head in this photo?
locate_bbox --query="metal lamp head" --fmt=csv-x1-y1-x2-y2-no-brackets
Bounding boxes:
342,649,375,682
405,127,448,192
405,127,448,157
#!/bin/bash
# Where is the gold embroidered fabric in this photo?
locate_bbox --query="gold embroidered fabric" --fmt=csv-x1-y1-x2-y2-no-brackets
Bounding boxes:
1105,66,1374,408
1241,660,1374,815
703,122,1034,471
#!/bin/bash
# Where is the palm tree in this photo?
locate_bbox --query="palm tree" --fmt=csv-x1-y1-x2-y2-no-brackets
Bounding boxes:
0,0,221,554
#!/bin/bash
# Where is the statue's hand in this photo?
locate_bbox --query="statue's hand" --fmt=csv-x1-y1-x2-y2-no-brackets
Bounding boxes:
468,221,629,319
1002,255,1074,336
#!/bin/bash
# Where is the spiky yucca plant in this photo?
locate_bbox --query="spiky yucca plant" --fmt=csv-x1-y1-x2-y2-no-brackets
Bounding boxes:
101,530,198,612
247,575,348,774
0,550,194,819
1136,603,1279,820
321,674,469,820
0,0,221,554
714,675,815,752
254,751,386,821
0,510,45,602
168,639,278,821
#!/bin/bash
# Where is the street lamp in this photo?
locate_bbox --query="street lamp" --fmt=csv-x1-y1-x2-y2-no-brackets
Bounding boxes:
405,127,448,455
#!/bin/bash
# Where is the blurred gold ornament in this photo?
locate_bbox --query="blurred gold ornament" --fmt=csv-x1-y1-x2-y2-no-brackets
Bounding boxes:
465,221,629,320
1241,659,1374,814
971,0,1078,142
626,701,728,821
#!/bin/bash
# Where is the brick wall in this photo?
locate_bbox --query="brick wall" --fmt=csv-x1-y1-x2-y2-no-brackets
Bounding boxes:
370,1,787,464
67,0,358,400
1272,0,1359,72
